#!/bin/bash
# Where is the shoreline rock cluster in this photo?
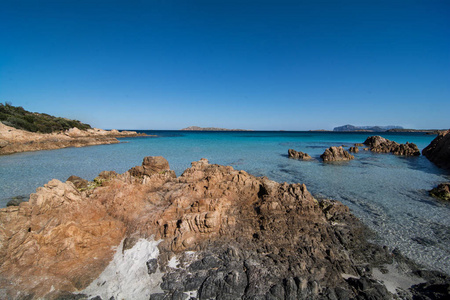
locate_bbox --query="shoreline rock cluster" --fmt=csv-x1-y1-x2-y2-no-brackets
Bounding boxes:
0,156,448,299
0,122,147,155
422,130,450,170
289,136,423,164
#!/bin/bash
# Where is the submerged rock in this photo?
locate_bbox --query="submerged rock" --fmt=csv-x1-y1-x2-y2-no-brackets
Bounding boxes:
5,195,27,207
320,146,354,162
363,136,420,156
429,183,450,201
288,149,312,160
0,156,445,299
349,146,359,153
422,130,450,170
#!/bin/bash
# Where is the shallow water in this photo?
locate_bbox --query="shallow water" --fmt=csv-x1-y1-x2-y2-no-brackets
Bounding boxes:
1,131,449,274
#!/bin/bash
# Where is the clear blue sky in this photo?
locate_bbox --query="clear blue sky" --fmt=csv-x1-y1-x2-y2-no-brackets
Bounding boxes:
1,0,449,130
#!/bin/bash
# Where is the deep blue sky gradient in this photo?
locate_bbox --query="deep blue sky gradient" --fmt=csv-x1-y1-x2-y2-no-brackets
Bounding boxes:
1,0,449,130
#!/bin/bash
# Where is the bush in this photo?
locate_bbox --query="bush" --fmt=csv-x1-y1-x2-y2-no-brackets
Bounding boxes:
0,102,92,133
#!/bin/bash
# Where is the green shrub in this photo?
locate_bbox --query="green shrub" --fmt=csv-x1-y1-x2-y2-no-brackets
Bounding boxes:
0,102,92,133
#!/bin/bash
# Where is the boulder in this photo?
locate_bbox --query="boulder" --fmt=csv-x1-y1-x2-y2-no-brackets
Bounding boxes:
429,183,450,201
288,149,312,160
128,156,175,177
66,175,89,189
363,136,420,156
6,196,27,207
349,146,359,153
422,130,450,169
320,146,354,162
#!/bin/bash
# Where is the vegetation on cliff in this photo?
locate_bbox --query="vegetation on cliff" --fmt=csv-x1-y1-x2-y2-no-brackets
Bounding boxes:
0,102,91,133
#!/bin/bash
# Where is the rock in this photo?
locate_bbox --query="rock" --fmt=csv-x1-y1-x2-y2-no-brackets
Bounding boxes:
354,143,364,147
0,122,147,156
146,258,158,274
320,146,354,162
66,175,89,189
363,136,420,156
6,195,27,207
422,130,450,169
349,146,359,153
288,149,312,160
429,183,450,201
0,157,444,299
128,156,176,178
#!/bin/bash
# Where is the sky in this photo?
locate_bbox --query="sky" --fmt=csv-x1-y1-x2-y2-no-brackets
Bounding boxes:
0,0,449,130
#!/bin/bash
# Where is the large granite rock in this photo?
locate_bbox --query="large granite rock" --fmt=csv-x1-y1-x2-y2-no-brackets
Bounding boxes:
128,156,176,178
422,130,450,170
288,149,312,160
320,146,354,162
0,157,445,299
363,136,420,156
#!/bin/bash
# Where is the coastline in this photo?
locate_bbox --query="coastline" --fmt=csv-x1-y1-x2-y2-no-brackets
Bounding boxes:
0,122,149,155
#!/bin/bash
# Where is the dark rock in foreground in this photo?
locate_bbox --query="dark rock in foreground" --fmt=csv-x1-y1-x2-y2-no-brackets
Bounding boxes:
422,130,450,170
429,183,450,201
363,136,420,156
6,196,27,207
320,146,354,162
288,149,312,160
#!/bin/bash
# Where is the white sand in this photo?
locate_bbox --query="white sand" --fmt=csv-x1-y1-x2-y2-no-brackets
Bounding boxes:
81,237,163,300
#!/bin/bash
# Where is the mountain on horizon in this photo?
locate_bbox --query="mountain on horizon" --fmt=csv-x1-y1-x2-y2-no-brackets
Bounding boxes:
333,124,403,132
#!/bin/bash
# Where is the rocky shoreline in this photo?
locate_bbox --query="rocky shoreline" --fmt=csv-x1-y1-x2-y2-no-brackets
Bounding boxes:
0,122,148,155
0,156,448,299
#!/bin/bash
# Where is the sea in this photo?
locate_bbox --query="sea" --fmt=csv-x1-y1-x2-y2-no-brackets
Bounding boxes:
1,131,449,274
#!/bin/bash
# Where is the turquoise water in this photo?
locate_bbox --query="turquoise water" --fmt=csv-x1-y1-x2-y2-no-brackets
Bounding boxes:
1,131,449,274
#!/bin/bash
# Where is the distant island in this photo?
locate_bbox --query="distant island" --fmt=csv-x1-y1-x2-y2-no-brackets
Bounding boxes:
333,124,403,132
181,126,253,131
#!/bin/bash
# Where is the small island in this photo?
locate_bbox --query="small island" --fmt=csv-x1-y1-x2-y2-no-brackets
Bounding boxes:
181,126,253,131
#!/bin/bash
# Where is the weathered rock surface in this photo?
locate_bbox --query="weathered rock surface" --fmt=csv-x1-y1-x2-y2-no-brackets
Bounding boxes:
66,175,89,190
320,146,354,162
288,149,312,160
349,146,359,153
422,130,450,170
0,122,147,155
429,183,450,201
0,157,447,299
363,136,420,156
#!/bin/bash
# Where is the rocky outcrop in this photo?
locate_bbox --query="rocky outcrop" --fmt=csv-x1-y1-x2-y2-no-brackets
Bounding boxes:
429,183,450,201
422,130,450,169
349,146,359,153
0,157,446,299
0,122,148,155
288,149,312,160
320,146,354,162
363,136,420,156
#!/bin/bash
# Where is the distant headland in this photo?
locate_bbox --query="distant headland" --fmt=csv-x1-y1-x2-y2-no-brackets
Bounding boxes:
181,126,253,131
333,124,442,134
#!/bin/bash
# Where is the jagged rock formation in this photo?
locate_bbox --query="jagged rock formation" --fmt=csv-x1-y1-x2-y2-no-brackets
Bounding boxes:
288,149,312,160
349,146,359,153
320,146,354,162
0,122,147,155
422,130,450,170
429,183,450,201
0,157,447,299
363,136,420,156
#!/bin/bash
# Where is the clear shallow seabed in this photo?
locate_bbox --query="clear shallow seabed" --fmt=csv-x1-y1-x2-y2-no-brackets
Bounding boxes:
1,131,449,274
